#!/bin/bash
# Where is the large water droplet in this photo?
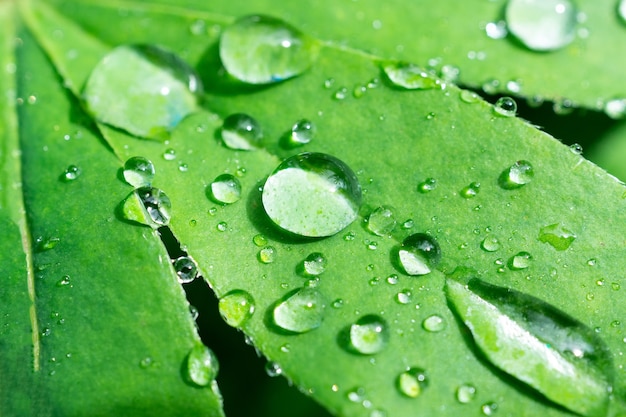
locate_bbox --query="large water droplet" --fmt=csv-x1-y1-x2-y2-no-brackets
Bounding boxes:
505,0,578,51
209,174,242,204
366,206,397,236
218,290,255,328
619,0,626,24
83,45,201,140
273,287,326,333
397,233,441,275
538,223,576,250
185,344,219,387
349,315,389,355
219,15,321,84
382,61,442,90
220,113,263,150
262,152,362,237
121,186,172,228
173,256,198,283
397,367,428,398
123,156,155,187
499,160,534,189
445,270,614,417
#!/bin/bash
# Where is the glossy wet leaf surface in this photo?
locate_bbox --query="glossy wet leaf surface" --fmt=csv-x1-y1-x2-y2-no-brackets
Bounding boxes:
4,0,626,416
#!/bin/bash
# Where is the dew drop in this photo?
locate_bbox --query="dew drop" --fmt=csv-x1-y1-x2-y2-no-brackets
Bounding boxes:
417,177,437,193
493,96,517,117
218,290,255,328
123,156,155,187
509,251,532,270
619,0,626,23
422,314,446,332
253,234,268,247
485,20,508,39
162,148,176,160
538,223,576,251
460,182,480,198
395,289,412,305
262,152,362,237
366,206,397,237
397,367,428,398
481,235,501,252
349,315,390,355
505,0,577,51
333,87,348,100
209,173,242,204
456,383,477,403
121,186,172,228
221,113,263,150
569,143,583,155
216,221,228,232
139,356,153,368
289,119,316,147
499,160,534,189
481,402,498,415
604,98,626,119
173,256,198,283
56,275,71,287
258,246,276,264
35,236,60,252
382,61,442,90
460,90,480,103
332,298,344,309
265,361,283,377
302,252,327,276
62,165,81,181
273,287,326,333
83,45,201,140
185,344,219,387
219,15,321,84
397,233,441,275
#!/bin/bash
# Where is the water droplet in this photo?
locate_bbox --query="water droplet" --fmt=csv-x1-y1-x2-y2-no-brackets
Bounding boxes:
221,113,263,150
417,178,437,193
460,90,480,103
456,384,477,403
265,361,283,377
382,61,442,90
273,287,326,333
83,45,201,140
396,367,428,398
481,402,498,415
611,282,621,291
302,252,327,276
333,87,348,100
262,152,362,237
344,231,356,241
493,96,517,117
56,275,71,287
173,256,198,283
253,234,268,247
353,84,367,98
460,182,480,198
619,0,626,23
604,98,626,119
218,290,255,328
395,289,412,305
120,186,172,228
162,148,176,160
139,356,154,368
569,143,583,155
62,165,81,181
185,344,219,387
425,112,436,120
178,162,188,172
258,246,276,264
509,251,532,270
347,386,366,402
219,15,321,84
323,78,335,89
505,0,578,51
485,20,508,39
366,206,397,237
332,298,344,309
402,219,414,229
41,327,51,337
35,236,60,252
397,233,442,275
349,315,389,355
209,173,242,204
123,156,155,187
289,119,316,147
499,160,534,189
481,235,501,252
216,221,228,232
422,314,446,332
538,223,576,250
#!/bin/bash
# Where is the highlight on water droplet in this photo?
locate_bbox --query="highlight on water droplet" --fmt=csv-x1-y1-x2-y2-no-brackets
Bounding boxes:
301,252,327,276
220,113,263,150
123,156,155,187
505,0,578,51
83,44,202,140
493,96,517,117
262,152,362,237
209,173,242,204
272,287,326,333
417,178,437,193
456,383,477,403
287,119,316,147
508,251,532,270
538,223,576,251
348,315,390,355
218,289,255,328
382,61,442,90
499,160,534,189
366,206,397,237
120,186,172,228
219,15,321,84
619,0,626,24
397,233,441,275
185,343,219,387
61,165,81,182
422,314,446,332
397,367,428,398
173,256,198,283
460,182,480,198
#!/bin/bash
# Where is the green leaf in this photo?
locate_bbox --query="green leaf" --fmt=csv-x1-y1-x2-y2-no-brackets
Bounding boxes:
8,0,626,416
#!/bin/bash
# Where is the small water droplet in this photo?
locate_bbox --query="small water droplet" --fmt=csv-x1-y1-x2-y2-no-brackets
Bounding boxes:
382,61,442,90
173,256,198,283
611,282,621,291
481,235,501,252
189,19,207,36
569,143,583,155
422,314,446,332
417,178,437,193
397,233,441,275
185,344,219,387
323,78,335,89
460,90,480,103
425,112,436,120
61,165,81,181
273,287,326,333
139,356,153,368
41,327,51,337
123,156,155,187
209,173,242,204
265,361,283,377
218,290,255,328
402,219,414,229
555,99,576,115
344,231,356,241
493,97,517,117
386,274,399,285
216,221,228,232
219,15,320,84
481,402,498,415
499,160,534,189
253,234,268,247
456,383,477,403
397,367,428,398
538,223,576,250
162,148,176,160
35,236,60,252
302,252,327,276
83,45,201,140
395,289,412,305
56,275,71,287
121,186,172,228
347,386,366,402
604,98,626,119
505,0,577,51
366,206,397,237
262,152,362,237
509,251,532,270
289,119,316,147
258,246,276,264
460,182,480,198
221,113,263,150
178,162,188,172
485,20,508,39
353,84,367,98
332,298,344,309
349,315,390,355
